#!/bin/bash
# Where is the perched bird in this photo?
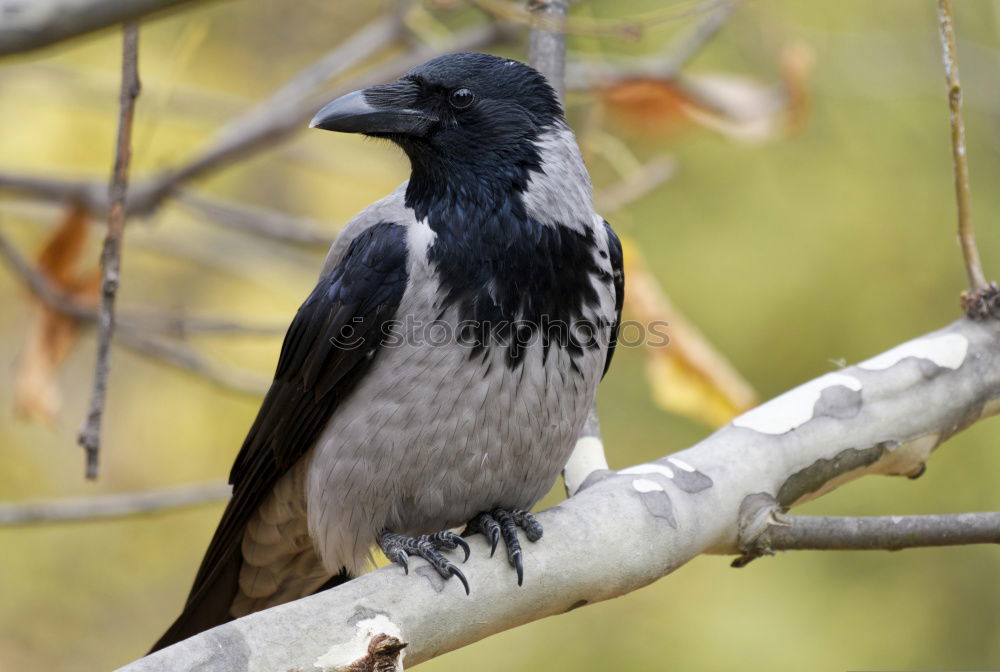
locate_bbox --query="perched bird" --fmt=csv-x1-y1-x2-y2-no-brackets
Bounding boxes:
152,52,623,652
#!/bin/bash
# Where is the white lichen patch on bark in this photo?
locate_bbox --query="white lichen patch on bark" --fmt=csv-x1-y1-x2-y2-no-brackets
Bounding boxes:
632,478,665,493
563,436,609,496
314,615,405,672
667,457,696,472
858,333,968,371
732,373,862,435
620,463,675,479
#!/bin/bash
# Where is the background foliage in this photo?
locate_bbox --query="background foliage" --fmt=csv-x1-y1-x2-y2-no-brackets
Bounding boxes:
1,1,999,669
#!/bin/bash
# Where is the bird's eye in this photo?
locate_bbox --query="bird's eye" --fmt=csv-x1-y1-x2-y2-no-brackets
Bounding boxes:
449,87,475,110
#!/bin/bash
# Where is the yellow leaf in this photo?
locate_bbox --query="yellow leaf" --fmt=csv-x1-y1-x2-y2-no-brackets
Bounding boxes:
621,237,757,427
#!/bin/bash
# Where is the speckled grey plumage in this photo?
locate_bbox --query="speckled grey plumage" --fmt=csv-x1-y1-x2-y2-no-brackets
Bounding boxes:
235,123,617,612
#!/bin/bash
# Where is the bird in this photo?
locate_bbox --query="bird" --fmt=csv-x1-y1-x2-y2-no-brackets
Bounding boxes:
152,51,623,652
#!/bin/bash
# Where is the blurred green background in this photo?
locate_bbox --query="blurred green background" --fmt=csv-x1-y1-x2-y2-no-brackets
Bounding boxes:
2,1,999,670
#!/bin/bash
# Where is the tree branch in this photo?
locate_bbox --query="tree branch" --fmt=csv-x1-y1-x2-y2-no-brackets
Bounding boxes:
0,224,284,337
116,330,269,397
732,494,1000,565
0,20,503,219
565,0,743,90
0,0,217,56
120,317,1000,671
936,0,996,318
77,22,140,480
527,0,569,102
592,155,676,214
174,190,334,249
0,481,230,526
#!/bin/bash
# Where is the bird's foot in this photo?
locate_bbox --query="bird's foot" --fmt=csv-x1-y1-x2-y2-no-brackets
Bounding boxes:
377,529,470,594
464,508,542,586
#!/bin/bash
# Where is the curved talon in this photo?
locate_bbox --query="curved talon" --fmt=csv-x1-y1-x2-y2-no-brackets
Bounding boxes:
453,535,471,562
487,527,500,557
512,550,523,586
448,565,471,595
398,552,409,575
466,513,502,557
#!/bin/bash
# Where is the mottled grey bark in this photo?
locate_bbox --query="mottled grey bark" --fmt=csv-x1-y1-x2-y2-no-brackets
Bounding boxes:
118,317,1000,672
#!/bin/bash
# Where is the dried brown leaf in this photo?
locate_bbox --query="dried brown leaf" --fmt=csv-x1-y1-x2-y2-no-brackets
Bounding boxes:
14,204,99,423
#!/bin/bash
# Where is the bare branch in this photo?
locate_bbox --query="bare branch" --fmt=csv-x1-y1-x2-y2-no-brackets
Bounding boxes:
767,513,1000,550
565,0,743,90
138,13,407,206
656,0,742,77
0,172,102,206
0,0,217,56
0,224,94,320
116,330,269,396
733,493,1000,565
77,22,141,479
0,481,230,526
175,190,334,249
0,21,503,219
937,0,991,307
136,20,501,213
475,0,731,42
121,318,1000,672
0,224,284,337
593,155,676,214
527,0,569,102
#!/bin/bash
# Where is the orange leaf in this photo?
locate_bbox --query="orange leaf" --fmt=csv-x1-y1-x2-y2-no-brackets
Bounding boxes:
15,204,99,423
601,78,697,138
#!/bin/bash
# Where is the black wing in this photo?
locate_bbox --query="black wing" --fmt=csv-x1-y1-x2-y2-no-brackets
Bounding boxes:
152,221,409,651
602,220,624,378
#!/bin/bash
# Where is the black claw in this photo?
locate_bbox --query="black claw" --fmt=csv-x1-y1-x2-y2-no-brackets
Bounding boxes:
453,535,471,562
466,513,502,557
512,550,523,586
398,552,409,575
449,565,471,595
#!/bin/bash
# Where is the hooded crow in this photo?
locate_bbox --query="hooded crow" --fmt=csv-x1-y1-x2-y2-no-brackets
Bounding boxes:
152,52,623,652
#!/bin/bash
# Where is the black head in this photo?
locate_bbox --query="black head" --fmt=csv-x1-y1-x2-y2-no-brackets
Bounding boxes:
310,53,562,190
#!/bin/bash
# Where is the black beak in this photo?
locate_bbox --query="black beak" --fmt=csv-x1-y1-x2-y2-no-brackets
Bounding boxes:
309,86,436,136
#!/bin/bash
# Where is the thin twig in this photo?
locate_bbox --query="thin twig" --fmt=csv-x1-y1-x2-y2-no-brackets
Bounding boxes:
140,12,408,204
0,21,502,219
116,330,270,396
735,508,1000,568
175,190,334,248
593,155,676,214
527,0,570,101
0,481,230,526
937,0,987,293
565,0,743,90
763,513,1000,551
0,224,95,320
77,23,141,480
475,0,731,42
0,225,284,336
659,0,743,75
